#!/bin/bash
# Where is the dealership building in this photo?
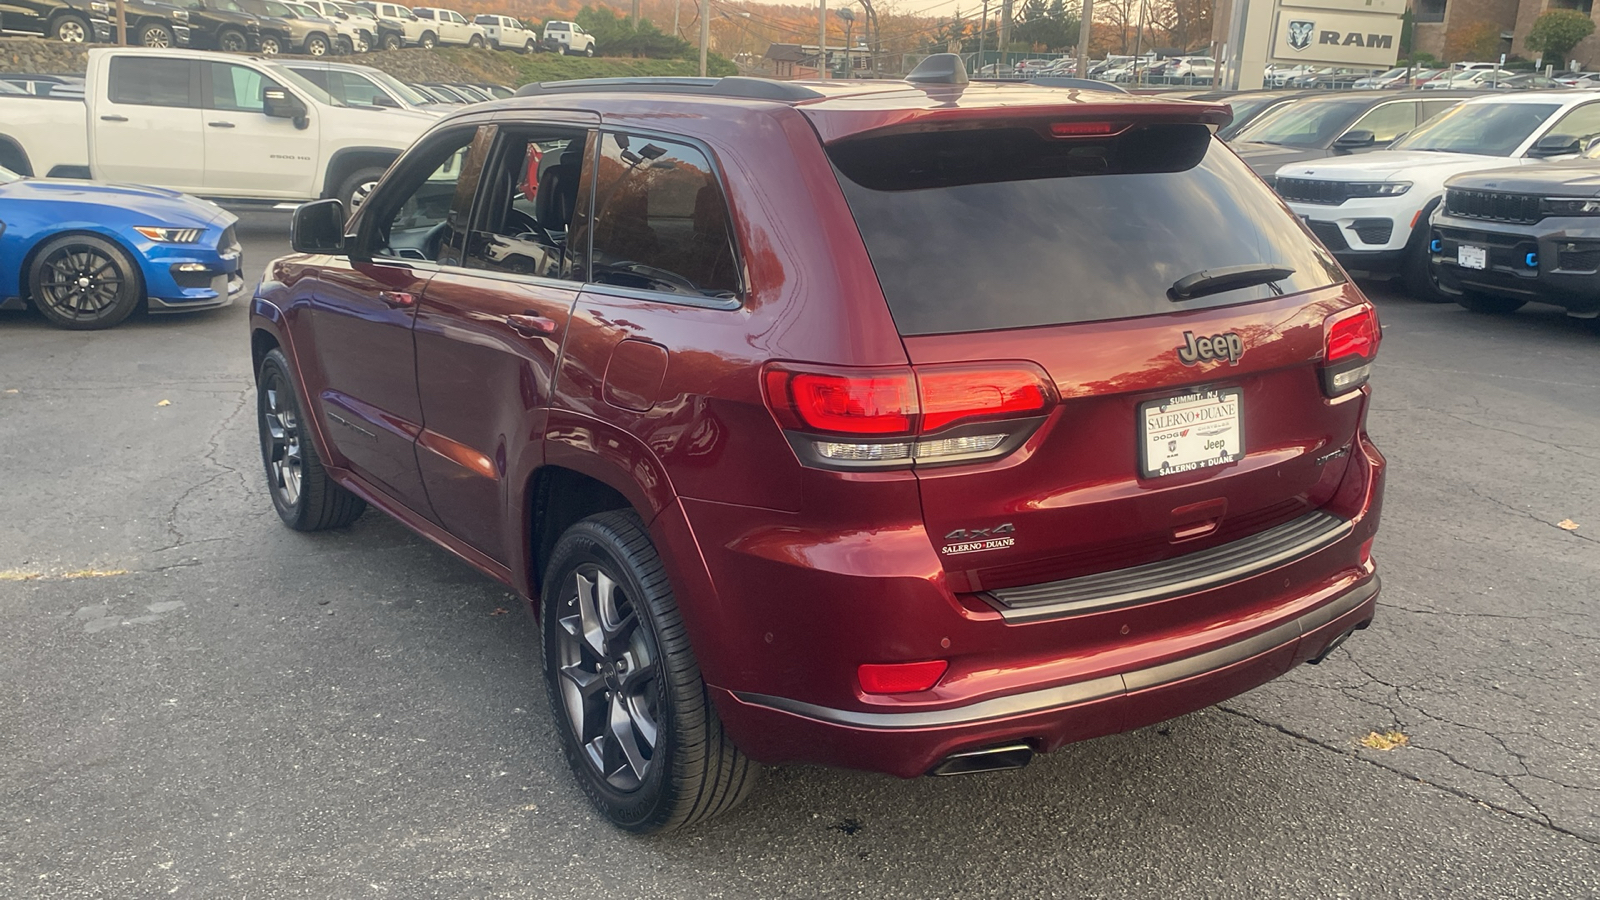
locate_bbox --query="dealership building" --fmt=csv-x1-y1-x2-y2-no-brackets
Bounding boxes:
1411,0,1600,68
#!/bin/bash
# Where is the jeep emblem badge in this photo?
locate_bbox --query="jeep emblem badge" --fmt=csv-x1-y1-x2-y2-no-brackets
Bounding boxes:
1177,331,1244,366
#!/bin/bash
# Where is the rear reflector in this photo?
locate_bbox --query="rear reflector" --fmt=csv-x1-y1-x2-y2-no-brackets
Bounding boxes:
1321,305,1381,397
1359,537,1374,565
763,362,1057,469
858,660,948,694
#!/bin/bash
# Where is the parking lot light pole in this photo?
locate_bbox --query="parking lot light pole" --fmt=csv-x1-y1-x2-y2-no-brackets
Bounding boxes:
116,0,127,45
699,0,710,75
1075,0,1091,78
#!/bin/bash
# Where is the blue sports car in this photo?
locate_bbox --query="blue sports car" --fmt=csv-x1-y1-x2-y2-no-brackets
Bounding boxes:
0,166,243,330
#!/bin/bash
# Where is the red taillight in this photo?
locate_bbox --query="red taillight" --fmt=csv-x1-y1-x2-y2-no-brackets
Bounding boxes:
1359,537,1374,565
1321,305,1381,396
764,368,916,435
858,660,948,694
917,366,1053,432
763,362,1056,468
1050,121,1120,137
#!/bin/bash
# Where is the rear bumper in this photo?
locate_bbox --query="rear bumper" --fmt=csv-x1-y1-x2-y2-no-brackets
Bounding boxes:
717,577,1378,778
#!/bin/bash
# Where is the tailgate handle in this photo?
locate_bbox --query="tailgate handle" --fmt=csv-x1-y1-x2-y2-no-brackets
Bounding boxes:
1170,497,1227,543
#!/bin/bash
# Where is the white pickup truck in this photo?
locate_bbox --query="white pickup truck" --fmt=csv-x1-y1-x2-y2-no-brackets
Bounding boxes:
0,48,435,208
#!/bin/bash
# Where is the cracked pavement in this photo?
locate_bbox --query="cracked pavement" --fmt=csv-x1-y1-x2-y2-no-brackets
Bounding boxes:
0,214,1595,897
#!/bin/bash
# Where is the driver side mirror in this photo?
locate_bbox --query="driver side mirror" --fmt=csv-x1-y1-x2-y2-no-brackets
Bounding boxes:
1529,133,1581,158
263,87,309,128
292,199,347,254
1333,129,1376,150
371,93,399,108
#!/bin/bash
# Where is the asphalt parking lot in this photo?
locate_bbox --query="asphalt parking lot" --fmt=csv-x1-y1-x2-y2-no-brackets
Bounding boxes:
1,211,1596,898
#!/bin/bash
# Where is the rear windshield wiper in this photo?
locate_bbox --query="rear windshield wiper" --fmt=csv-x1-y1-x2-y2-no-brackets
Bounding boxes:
1170,264,1296,301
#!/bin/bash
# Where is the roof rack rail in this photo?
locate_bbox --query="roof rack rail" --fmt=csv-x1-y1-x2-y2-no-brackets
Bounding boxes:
514,76,824,101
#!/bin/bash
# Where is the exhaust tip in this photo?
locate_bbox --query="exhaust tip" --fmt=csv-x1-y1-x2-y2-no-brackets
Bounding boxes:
1307,627,1357,665
927,742,1035,777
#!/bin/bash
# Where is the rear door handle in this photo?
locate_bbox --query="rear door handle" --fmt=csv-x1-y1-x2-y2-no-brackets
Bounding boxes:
506,314,557,336
379,290,415,308
208,121,236,128
99,114,128,122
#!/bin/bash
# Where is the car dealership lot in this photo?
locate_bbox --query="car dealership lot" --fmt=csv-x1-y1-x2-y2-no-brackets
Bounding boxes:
0,213,1595,895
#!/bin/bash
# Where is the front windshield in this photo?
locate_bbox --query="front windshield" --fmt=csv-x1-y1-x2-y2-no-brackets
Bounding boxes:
1394,101,1561,156
336,2,371,16
396,6,415,18
288,2,321,17
267,64,344,106
1233,97,1374,147
367,68,433,106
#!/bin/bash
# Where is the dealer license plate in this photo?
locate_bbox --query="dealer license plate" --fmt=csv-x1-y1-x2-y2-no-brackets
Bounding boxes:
1140,389,1244,478
1458,244,1488,270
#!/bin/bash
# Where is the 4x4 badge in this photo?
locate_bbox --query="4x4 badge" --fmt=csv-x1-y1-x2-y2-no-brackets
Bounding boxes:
1177,330,1244,366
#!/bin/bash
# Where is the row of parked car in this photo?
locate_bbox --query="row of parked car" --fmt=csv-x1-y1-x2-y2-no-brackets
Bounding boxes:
0,0,596,56
1202,84,1600,324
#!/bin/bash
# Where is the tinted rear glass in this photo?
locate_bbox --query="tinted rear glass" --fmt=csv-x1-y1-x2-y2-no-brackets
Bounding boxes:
829,124,1343,336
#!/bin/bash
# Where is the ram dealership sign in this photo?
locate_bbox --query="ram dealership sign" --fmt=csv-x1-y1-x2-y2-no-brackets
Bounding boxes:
1271,6,1403,67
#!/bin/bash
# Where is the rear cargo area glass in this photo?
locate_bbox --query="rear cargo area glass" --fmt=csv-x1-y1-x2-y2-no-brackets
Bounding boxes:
829,126,1343,336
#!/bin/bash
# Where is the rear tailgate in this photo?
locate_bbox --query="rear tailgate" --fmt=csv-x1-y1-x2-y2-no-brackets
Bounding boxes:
814,96,1375,600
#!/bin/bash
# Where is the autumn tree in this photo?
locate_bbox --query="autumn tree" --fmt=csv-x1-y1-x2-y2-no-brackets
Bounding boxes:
1443,20,1502,62
1526,9,1596,66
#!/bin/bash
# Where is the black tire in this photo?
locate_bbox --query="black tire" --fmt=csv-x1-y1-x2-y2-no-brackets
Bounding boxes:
336,35,353,55
52,14,90,43
336,164,388,213
217,27,248,52
583,45,593,57
542,511,757,833
380,31,402,50
419,31,436,48
1457,292,1528,315
305,34,328,56
468,34,483,48
139,21,174,47
256,349,366,531
258,35,281,55
27,234,142,330
523,39,535,53
1400,222,1452,303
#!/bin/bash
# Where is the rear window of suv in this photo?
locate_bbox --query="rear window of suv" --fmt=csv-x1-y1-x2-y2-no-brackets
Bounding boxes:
829,123,1343,335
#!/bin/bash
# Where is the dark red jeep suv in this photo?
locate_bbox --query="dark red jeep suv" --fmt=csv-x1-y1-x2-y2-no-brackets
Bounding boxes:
250,56,1386,833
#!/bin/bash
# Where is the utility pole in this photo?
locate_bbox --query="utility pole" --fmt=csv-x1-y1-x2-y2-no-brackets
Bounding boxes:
631,0,640,26
674,0,681,37
818,0,829,79
859,0,879,76
699,0,710,75
116,0,127,45
1075,0,1092,77
998,0,1012,66
838,7,854,78
978,0,988,72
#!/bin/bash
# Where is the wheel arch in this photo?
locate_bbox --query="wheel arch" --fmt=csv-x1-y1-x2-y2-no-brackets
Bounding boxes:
321,147,398,199
0,137,33,177
522,464,635,603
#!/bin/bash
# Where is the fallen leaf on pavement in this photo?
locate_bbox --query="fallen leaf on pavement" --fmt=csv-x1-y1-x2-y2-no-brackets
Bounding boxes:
4,389,17,394
1360,730,1409,751
1557,519,1580,531
0,570,42,581
156,399,171,407
490,607,509,616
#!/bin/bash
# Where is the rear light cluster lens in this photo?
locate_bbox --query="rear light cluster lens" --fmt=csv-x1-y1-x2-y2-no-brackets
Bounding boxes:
1321,304,1381,396
764,362,1057,469
858,660,948,694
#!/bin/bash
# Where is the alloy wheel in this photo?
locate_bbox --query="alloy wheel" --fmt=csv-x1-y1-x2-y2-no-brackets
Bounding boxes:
349,180,377,211
260,36,279,54
57,19,87,42
36,245,124,323
260,369,304,509
144,28,171,47
556,564,661,793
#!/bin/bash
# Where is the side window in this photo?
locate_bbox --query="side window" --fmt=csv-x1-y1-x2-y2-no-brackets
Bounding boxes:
208,62,277,113
1547,102,1600,145
1419,100,1459,123
463,130,589,280
1348,102,1417,144
416,8,432,18
334,72,386,107
107,58,196,108
364,128,484,263
588,132,740,299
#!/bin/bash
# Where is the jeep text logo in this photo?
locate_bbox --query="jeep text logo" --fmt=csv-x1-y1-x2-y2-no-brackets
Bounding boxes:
1177,331,1244,366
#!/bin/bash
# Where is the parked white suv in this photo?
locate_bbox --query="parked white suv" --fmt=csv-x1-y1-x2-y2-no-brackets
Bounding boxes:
541,20,593,56
474,13,535,51
411,6,484,47
1276,92,1600,299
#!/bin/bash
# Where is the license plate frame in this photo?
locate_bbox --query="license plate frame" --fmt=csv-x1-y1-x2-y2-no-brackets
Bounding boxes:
1139,388,1245,479
1458,244,1488,270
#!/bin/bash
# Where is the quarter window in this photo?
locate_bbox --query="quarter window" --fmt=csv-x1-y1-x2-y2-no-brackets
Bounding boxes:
587,133,740,299
107,58,196,108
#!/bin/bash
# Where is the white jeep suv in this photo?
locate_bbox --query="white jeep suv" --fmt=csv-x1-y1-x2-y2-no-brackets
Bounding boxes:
1277,92,1600,299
